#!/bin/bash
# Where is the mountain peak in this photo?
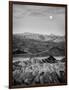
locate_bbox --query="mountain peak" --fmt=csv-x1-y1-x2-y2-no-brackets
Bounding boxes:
50,34,55,36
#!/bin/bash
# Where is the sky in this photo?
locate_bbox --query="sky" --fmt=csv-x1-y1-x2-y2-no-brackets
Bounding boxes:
13,4,65,36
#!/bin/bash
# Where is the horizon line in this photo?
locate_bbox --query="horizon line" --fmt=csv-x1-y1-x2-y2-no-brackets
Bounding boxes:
13,32,65,36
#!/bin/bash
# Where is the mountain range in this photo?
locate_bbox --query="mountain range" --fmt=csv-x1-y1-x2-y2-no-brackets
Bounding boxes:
14,32,65,42
13,32,65,57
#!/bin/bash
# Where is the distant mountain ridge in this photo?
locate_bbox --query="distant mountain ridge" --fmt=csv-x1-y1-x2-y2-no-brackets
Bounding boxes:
13,32,65,42
13,32,65,56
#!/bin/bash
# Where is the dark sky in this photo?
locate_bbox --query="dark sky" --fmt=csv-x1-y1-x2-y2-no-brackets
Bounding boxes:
13,4,65,36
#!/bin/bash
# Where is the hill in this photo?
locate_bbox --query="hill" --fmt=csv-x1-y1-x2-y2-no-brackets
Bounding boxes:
13,33,65,57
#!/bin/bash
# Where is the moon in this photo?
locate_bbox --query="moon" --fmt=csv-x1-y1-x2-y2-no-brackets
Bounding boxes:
49,15,53,20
